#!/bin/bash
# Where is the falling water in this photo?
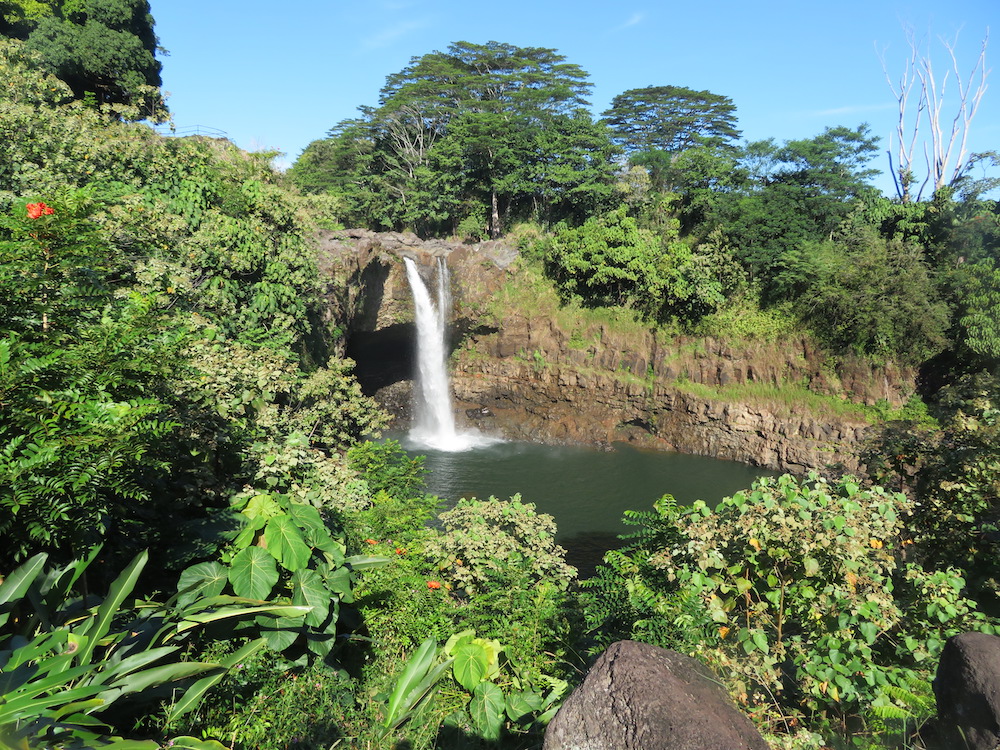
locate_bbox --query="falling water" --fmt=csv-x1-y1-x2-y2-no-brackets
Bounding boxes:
403,256,491,451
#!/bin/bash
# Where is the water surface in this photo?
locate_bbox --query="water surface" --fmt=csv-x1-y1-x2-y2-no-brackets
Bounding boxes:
400,437,777,576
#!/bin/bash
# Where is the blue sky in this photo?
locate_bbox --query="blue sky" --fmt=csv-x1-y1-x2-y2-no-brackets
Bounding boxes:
152,0,997,197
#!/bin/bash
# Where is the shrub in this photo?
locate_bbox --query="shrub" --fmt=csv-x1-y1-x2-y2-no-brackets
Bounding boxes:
584,473,995,733
423,495,576,595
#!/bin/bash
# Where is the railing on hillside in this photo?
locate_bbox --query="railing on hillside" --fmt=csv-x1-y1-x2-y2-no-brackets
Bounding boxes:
152,125,228,139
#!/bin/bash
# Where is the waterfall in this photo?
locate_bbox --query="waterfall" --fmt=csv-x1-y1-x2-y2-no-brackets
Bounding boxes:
404,256,496,452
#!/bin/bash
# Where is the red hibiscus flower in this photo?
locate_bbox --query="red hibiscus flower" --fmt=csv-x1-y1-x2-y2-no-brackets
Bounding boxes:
26,202,54,220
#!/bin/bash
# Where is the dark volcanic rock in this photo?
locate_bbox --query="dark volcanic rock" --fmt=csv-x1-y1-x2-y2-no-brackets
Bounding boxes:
933,631,1000,750
543,640,769,750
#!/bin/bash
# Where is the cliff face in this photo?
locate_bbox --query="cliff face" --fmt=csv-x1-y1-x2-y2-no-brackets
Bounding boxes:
318,229,917,475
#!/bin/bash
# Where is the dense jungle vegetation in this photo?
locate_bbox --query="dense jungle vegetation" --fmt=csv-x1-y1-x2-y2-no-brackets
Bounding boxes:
1,3,999,748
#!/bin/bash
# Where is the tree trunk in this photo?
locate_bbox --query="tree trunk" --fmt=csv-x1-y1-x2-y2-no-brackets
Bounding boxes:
489,189,501,239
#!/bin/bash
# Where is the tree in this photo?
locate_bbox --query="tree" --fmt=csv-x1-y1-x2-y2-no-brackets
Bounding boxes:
881,28,991,202
602,85,741,199
777,223,949,361
706,125,881,294
3,0,164,116
388,41,600,236
541,205,723,321
953,260,1000,366
302,40,615,237
602,85,740,154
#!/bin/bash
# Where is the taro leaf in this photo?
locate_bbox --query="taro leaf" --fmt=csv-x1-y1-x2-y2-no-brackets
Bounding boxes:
177,562,228,607
470,681,505,740
305,628,337,658
452,642,489,692
232,514,266,552
443,630,476,656
256,614,303,652
290,568,330,627
287,504,331,547
505,690,543,723
263,515,312,571
324,566,355,603
242,493,283,520
228,547,279,600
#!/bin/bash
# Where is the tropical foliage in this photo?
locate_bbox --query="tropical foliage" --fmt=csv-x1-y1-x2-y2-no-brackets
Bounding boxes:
2,9,1000,750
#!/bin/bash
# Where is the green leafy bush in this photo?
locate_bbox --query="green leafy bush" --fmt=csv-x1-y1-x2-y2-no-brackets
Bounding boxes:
379,630,567,746
179,485,389,661
423,495,576,595
347,439,428,500
584,473,995,733
540,205,724,323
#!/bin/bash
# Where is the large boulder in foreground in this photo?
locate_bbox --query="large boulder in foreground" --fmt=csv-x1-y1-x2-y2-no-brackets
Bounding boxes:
933,631,1000,750
543,640,769,750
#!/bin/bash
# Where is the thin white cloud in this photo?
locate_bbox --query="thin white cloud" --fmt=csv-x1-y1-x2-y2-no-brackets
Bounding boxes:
614,12,644,32
363,19,428,50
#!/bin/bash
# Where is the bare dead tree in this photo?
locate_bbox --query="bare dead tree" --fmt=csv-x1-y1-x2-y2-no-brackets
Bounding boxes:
879,28,990,202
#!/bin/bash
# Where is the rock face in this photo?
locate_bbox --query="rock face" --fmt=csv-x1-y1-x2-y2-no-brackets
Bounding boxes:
318,229,919,474
933,631,1000,750
450,357,872,474
544,640,770,750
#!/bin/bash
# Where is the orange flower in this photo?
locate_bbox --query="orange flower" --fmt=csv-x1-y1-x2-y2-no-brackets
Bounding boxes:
395,547,406,555
426,580,442,590
365,539,377,545
26,202,54,220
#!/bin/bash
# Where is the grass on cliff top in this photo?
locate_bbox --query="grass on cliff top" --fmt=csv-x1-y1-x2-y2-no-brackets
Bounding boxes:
671,380,935,426
486,257,806,346
483,259,671,345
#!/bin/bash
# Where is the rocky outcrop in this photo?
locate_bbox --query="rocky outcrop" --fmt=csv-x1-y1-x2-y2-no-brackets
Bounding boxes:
543,640,770,750
932,631,1000,750
318,230,919,475
450,358,869,474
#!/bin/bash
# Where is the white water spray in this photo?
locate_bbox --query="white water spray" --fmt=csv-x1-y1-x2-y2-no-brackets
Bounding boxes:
403,257,493,452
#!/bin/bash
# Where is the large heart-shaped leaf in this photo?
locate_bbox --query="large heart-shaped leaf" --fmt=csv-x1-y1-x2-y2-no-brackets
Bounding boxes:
470,681,505,740
290,568,330,627
177,562,228,607
452,642,489,692
228,547,278,600
263,515,312,571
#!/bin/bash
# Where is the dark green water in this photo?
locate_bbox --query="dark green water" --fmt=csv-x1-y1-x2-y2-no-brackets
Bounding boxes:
400,437,777,576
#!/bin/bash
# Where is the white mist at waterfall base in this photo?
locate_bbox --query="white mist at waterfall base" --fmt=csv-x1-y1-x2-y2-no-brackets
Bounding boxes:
403,257,500,452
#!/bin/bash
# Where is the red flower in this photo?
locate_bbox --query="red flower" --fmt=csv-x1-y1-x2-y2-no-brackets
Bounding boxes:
26,202,54,220
426,580,442,590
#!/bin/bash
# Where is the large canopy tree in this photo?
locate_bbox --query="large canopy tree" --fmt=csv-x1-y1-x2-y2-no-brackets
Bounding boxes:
292,41,618,237
601,85,741,155
600,84,741,207
1,0,163,115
